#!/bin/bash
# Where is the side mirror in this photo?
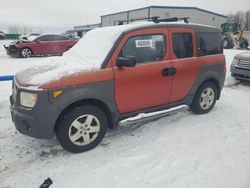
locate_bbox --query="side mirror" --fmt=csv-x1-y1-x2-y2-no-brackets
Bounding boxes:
35,39,40,43
116,56,136,68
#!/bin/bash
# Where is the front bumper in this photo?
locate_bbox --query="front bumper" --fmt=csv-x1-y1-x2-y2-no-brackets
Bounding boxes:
4,45,19,57
10,82,61,139
231,64,250,81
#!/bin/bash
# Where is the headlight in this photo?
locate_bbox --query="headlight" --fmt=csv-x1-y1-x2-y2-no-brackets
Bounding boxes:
20,92,38,108
232,58,239,66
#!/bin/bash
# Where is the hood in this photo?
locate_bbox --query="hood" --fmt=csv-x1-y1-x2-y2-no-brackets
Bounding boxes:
15,60,113,90
235,52,250,60
9,40,31,46
15,56,100,89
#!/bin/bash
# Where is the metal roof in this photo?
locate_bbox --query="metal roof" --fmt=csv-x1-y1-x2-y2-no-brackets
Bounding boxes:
101,6,227,19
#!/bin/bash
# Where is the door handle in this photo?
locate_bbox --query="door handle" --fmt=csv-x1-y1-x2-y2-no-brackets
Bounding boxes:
162,67,176,76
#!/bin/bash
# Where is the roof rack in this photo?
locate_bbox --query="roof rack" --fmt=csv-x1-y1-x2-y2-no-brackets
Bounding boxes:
117,16,190,25
153,17,190,24
117,16,159,25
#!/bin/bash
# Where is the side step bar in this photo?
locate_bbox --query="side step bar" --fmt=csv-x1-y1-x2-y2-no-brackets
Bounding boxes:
120,105,189,126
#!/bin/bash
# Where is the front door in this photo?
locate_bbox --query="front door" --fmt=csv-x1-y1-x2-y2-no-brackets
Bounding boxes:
112,28,173,114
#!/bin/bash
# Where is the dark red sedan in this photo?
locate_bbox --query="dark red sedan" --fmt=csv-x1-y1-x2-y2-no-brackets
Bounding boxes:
4,34,78,58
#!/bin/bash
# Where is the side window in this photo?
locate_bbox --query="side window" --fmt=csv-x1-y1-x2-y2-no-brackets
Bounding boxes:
120,34,166,64
53,35,69,41
39,35,53,41
172,33,193,59
197,32,223,56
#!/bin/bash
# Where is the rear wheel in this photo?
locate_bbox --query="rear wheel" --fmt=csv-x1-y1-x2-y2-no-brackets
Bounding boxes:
66,46,72,51
20,48,32,58
191,82,218,114
240,39,249,49
55,105,108,153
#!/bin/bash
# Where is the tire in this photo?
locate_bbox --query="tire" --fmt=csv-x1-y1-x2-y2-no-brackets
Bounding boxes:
222,37,233,49
55,105,108,153
239,39,249,49
190,82,218,114
20,48,32,58
66,46,72,51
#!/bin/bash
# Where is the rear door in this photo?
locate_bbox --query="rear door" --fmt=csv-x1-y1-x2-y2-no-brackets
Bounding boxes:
112,28,173,114
51,35,70,54
31,35,52,55
168,28,199,103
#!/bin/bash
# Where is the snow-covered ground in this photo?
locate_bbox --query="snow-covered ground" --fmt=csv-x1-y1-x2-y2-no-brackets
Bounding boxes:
0,40,250,188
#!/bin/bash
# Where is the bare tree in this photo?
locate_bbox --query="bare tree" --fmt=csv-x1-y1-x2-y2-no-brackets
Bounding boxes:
246,10,250,31
227,11,250,30
235,11,246,30
8,25,35,34
8,26,19,34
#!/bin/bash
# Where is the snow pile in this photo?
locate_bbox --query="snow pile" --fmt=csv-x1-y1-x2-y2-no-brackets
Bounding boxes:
21,22,153,85
223,49,248,86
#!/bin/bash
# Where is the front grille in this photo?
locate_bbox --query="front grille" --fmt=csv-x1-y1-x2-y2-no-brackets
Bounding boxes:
238,59,250,70
12,82,18,103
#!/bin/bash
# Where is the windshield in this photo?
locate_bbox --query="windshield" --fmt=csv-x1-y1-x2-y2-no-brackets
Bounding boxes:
63,22,151,68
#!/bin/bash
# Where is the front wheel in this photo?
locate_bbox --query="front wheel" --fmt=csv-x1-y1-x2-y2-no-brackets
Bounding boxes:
20,48,32,58
190,82,218,114
222,37,233,49
56,105,108,153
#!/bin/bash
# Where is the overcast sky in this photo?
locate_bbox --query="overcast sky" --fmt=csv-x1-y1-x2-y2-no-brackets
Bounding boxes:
0,0,249,33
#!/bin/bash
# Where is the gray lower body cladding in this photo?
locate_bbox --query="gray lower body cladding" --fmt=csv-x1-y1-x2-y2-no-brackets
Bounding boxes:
231,65,250,81
10,85,61,139
10,80,118,139
189,63,225,99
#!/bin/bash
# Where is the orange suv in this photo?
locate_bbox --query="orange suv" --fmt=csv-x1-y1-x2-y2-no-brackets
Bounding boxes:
10,18,226,153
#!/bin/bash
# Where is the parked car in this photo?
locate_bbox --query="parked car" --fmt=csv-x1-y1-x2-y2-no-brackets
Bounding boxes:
231,52,250,81
10,19,225,153
4,34,78,58
0,31,5,40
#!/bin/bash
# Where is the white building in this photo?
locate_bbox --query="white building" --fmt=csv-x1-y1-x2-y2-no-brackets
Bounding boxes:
101,6,227,28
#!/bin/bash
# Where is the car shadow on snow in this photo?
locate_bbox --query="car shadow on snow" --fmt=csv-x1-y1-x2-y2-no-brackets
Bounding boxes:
11,107,189,158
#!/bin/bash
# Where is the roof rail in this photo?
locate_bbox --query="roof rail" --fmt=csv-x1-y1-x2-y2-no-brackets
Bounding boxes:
117,16,190,25
117,16,160,25
152,17,190,24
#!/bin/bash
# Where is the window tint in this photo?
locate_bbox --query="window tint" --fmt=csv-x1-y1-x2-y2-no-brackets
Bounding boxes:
38,35,53,41
172,33,193,58
197,32,223,56
120,34,166,64
53,35,69,41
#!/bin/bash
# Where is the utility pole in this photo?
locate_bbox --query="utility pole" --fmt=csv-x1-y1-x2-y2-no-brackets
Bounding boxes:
146,0,149,7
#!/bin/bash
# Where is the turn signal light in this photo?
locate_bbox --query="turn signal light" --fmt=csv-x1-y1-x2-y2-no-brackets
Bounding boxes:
53,90,63,98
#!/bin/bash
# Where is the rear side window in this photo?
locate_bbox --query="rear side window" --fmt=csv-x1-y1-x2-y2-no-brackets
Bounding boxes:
39,35,53,41
197,32,223,56
53,35,69,41
172,33,193,59
120,34,166,64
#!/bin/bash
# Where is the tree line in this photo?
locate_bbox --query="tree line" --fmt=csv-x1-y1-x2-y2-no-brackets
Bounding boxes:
227,10,250,30
8,25,42,35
